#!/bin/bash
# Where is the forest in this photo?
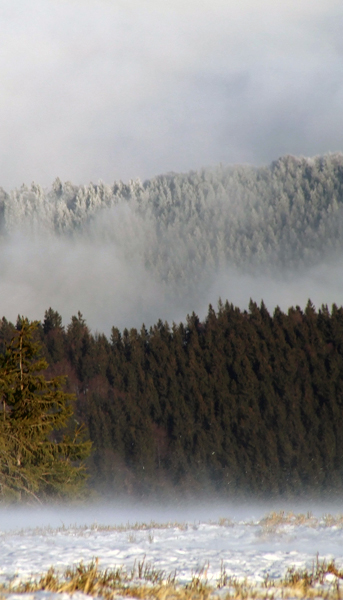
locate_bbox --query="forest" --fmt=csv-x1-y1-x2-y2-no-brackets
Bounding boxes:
1,300,343,499
1,153,343,498
1,152,343,298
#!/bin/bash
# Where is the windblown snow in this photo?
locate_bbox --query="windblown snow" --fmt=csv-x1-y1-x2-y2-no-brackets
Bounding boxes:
0,505,343,599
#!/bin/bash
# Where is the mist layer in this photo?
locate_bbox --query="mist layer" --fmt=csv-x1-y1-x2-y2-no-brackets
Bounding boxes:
1,154,343,332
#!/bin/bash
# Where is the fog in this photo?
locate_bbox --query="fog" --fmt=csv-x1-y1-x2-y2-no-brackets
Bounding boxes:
0,498,342,532
0,500,263,532
1,227,343,334
1,187,343,333
1,0,343,190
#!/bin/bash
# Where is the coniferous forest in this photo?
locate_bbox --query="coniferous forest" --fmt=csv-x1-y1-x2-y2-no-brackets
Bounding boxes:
1,300,343,499
2,153,343,499
2,153,343,292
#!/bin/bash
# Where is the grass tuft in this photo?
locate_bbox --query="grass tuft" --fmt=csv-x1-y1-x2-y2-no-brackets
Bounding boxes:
2,555,343,600
186,564,210,594
283,554,343,589
259,510,343,535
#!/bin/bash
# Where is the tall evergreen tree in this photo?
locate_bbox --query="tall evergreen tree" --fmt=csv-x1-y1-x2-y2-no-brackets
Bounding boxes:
0,319,92,503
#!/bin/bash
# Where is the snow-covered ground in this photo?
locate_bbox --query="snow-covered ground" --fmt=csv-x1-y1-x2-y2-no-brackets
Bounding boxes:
0,501,343,598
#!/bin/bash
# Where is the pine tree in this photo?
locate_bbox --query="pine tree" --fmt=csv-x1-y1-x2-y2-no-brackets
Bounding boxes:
0,319,92,503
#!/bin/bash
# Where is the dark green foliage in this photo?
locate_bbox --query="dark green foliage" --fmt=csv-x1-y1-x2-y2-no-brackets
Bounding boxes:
2,301,343,498
0,319,92,503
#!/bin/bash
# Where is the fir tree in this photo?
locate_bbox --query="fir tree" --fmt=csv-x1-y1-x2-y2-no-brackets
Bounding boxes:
0,319,92,503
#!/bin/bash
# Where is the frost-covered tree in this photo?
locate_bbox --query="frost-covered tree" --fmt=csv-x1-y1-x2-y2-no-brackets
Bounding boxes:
1,153,343,293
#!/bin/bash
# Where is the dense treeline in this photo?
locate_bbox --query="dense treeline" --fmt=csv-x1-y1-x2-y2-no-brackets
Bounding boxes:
1,300,343,498
2,154,343,293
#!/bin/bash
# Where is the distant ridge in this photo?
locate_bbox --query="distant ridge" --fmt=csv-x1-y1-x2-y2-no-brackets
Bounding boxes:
1,153,343,289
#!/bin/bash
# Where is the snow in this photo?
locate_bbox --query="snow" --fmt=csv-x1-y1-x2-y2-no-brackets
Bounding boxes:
0,503,343,598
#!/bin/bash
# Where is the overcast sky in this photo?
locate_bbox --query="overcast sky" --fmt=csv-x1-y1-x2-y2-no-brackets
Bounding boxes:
1,0,343,190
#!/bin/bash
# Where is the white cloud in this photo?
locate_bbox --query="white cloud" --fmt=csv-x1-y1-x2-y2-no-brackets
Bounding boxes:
0,0,342,190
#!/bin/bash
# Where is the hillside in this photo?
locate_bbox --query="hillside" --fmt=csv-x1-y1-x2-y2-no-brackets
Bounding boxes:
1,154,343,497
1,153,343,293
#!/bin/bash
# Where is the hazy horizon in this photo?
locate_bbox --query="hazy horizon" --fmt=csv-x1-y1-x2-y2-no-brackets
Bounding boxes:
1,496,342,531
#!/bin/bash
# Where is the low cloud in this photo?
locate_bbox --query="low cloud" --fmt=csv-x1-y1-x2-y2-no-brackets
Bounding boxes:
0,0,343,190
0,233,167,333
1,225,343,334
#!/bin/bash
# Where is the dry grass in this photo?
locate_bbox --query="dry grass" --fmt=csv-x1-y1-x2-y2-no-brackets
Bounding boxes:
6,512,343,539
0,558,203,600
283,554,343,587
1,556,343,600
217,517,234,528
258,511,343,536
8,520,190,538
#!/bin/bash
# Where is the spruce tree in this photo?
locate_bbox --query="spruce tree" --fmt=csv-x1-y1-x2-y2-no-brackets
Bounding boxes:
0,319,92,503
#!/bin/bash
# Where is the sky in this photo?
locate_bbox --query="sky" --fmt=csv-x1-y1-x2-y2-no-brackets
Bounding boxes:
1,0,343,191
1,0,343,331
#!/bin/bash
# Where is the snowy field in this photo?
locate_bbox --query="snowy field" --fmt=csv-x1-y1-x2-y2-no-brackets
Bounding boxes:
1,501,343,599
